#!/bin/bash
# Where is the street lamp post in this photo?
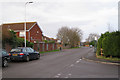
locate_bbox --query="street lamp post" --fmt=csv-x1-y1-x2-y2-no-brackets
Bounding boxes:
24,2,33,47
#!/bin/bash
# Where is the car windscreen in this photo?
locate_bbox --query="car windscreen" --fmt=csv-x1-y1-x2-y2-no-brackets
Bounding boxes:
10,49,22,52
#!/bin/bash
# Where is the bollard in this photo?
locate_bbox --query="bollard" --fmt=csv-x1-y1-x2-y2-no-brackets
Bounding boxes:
101,48,103,56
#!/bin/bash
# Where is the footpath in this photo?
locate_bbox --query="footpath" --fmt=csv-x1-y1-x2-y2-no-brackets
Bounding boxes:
83,48,120,66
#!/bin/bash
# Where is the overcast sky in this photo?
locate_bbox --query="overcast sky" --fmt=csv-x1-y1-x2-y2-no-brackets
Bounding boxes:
0,0,119,42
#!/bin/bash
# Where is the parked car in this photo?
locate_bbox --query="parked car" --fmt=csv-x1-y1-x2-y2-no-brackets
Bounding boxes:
0,49,10,67
9,47,40,62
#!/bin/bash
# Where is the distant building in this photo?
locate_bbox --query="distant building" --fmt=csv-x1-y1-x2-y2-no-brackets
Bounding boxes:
42,36,51,41
42,35,58,43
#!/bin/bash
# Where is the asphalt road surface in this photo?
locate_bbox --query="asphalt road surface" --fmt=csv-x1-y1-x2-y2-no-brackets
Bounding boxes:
2,47,118,78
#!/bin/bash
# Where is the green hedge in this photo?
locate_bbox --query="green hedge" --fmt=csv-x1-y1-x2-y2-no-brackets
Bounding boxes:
97,31,120,58
89,40,97,46
2,30,34,48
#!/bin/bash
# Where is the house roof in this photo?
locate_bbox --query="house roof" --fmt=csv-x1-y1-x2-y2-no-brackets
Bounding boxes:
2,22,37,31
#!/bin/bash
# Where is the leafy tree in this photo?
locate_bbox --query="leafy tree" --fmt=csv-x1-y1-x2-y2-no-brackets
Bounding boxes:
89,40,96,46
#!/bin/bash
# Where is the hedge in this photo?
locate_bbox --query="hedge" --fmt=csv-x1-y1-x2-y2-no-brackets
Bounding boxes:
2,30,34,48
97,31,120,58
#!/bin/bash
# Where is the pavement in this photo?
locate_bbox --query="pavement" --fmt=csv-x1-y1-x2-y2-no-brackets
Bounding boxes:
2,47,119,78
83,48,120,65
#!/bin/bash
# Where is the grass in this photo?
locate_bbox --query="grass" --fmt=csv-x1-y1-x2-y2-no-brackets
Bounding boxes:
68,47,81,49
96,54,120,61
39,49,59,54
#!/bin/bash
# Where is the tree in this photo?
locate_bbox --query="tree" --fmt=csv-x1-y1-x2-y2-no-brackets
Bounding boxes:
57,27,70,45
2,28,12,48
57,26,83,48
86,33,100,42
2,28,34,49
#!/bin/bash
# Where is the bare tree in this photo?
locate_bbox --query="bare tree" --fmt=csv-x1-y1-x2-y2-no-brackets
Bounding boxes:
57,26,83,48
86,33,99,42
57,26,70,45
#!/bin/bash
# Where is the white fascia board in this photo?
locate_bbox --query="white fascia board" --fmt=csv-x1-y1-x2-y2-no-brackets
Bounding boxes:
28,22,37,31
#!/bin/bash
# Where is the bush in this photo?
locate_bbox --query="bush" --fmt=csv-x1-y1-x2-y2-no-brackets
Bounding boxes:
48,40,55,43
26,40,34,48
89,40,96,46
97,31,120,58
2,30,34,48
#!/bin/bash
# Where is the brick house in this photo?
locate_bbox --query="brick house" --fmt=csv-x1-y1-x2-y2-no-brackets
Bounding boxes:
2,22,58,52
2,22,43,43
42,36,58,43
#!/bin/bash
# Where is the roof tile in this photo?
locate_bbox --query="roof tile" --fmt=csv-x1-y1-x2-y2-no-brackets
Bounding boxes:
2,22,36,30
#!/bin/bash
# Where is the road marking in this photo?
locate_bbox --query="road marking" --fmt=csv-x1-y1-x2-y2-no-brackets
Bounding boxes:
54,73,62,78
79,59,82,60
76,60,80,63
65,76,68,78
57,74,61,76
54,75,59,78
70,64,74,67
64,74,71,78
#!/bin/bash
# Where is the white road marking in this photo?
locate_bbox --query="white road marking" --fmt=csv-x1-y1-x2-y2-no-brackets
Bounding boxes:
65,76,68,78
79,59,82,60
76,60,80,63
54,75,59,78
57,74,61,76
70,64,74,67
68,74,72,76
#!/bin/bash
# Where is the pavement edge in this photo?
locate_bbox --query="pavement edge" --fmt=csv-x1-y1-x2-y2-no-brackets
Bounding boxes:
82,57,120,66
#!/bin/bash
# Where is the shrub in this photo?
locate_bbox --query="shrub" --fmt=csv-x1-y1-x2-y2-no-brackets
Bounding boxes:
97,31,120,58
2,30,34,48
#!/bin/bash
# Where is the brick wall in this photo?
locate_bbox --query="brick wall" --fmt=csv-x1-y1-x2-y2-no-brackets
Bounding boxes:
4,43,57,53
34,43,57,52
4,44,12,52
29,24,42,43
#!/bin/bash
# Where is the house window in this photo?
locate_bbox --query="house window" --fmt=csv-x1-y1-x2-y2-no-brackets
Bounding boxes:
19,31,25,37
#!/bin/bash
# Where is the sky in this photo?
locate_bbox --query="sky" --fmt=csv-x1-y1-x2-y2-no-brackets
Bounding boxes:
0,0,119,42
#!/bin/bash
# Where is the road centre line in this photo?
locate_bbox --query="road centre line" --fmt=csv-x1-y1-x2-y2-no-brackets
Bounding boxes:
68,74,72,76
54,75,59,78
57,74,61,76
76,60,80,63
70,64,74,67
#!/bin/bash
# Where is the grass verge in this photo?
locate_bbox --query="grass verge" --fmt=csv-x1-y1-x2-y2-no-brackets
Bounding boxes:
96,54,120,61
40,49,59,54
68,47,81,49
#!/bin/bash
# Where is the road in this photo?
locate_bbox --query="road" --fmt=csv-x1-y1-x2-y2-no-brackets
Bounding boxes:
2,47,118,78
